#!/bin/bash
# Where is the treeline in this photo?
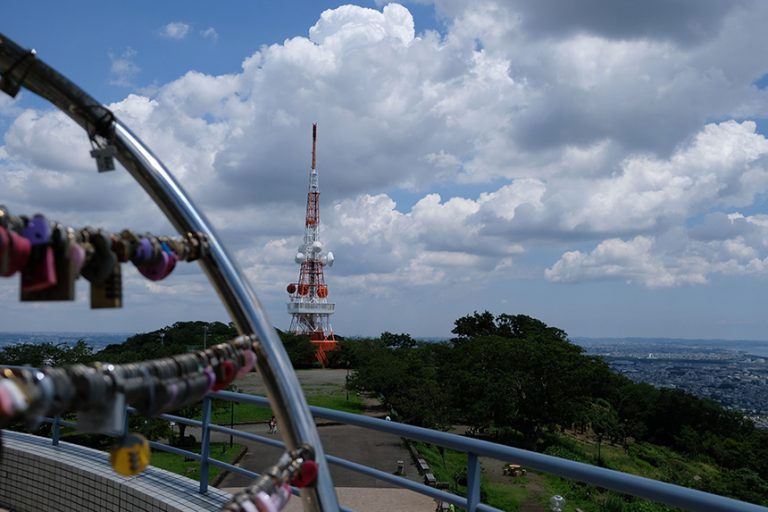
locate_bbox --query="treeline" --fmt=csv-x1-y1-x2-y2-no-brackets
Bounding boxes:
0,321,320,368
333,311,768,506
0,321,320,446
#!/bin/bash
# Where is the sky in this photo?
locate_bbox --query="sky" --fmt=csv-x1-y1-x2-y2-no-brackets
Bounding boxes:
2,0,768,340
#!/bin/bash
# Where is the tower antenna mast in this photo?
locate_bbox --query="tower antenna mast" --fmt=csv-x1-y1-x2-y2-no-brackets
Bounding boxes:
286,123,337,364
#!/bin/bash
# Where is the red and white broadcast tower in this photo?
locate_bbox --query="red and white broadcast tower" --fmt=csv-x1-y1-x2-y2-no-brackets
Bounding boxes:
287,123,337,364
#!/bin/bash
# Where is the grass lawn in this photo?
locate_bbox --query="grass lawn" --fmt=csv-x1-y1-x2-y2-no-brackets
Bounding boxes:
413,441,527,511
540,434,715,512
150,442,243,483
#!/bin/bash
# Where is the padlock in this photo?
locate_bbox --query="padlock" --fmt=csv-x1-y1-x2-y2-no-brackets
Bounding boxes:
18,213,56,291
20,244,57,293
1,229,31,277
130,236,155,265
81,230,117,284
0,226,9,275
69,237,87,275
110,433,150,476
136,243,177,281
42,368,76,416
291,459,319,488
253,485,291,512
21,213,51,245
91,259,122,309
237,348,257,378
78,388,126,436
0,379,14,421
213,360,237,391
110,234,132,263
22,224,75,301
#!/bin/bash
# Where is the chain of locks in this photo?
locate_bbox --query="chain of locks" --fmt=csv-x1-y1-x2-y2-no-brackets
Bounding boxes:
0,206,209,307
0,206,321,511
0,335,320,511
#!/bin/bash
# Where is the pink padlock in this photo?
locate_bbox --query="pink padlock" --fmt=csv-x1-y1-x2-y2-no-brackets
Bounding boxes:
1,229,31,277
21,245,57,292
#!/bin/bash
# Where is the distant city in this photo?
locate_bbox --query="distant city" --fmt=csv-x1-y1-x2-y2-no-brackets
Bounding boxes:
572,337,768,429
0,332,131,351
2,331,767,428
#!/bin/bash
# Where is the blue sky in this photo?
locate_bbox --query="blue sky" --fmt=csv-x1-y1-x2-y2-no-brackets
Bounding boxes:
3,1,768,341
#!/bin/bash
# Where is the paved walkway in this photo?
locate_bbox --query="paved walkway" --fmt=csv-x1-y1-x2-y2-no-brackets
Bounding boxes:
212,422,423,488
210,421,436,511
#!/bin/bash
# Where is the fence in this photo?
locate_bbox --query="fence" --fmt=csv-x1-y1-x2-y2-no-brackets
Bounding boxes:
37,389,768,512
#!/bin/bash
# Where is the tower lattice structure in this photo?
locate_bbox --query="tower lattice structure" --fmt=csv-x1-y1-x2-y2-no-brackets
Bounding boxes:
287,124,336,364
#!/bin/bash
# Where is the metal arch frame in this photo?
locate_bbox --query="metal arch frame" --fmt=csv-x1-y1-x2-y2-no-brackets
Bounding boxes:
0,33,340,511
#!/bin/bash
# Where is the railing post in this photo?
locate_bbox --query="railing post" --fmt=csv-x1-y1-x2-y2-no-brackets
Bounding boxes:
52,416,61,446
122,406,129,437
466,452,481,512
199,396,212,494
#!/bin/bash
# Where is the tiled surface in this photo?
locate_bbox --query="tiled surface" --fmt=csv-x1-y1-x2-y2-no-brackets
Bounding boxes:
0,431,231,512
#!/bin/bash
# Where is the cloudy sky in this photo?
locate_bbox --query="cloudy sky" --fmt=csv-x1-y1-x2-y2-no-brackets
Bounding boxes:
2,0,768,340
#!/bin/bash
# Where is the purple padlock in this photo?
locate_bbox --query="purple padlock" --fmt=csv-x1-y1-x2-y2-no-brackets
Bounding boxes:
136,243,177,281
22,214,50,246
131,237,154,264
137,250,168,281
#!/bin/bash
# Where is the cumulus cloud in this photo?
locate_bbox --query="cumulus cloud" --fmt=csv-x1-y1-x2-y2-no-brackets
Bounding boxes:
108,47,140,87
491,0,736,45
200,27,218,41
545,236,710,287
3,0,768,334
160,21,191,40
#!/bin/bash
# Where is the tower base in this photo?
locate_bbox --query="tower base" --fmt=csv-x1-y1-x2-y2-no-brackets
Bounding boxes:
311,335,337,366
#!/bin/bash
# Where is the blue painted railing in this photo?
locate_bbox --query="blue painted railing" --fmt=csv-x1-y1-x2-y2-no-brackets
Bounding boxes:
39,389,768,512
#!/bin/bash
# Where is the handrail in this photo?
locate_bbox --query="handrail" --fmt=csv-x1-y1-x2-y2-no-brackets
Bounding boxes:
26,391,767,512
0,32,339,510
210,391,768,512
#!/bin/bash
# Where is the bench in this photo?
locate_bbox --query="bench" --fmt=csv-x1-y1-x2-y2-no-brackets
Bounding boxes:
424,473,437,486
417,458,430,472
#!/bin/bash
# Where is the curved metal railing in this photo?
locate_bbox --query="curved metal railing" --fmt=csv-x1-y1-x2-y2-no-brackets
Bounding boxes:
0,32,339,510
31,390,768,512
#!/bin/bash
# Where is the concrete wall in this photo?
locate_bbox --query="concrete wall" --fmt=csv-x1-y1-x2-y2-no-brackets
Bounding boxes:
0,431,230,512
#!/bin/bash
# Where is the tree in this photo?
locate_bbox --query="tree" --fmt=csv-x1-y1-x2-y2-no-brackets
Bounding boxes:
278,332,317,368
451,311,496,339
380,331,416,350
0,340,93,367
452,311,568,342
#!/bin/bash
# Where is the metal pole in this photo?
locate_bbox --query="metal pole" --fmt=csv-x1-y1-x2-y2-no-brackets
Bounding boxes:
52,416,61,446
199,397,212,494
466,452,481,512
230,400,234,449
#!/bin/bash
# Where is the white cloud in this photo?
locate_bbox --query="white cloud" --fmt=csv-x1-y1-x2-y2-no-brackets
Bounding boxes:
0,95,21,118
108,47,140,87
545,236,709,287
4,0,768,338
200,27,218,41
160,21,191,40
546,214,768,288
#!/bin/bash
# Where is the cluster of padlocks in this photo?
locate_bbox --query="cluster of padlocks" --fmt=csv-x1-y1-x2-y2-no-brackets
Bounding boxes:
0,336,257,465
0,205,208,307
0,333,319,510
223,446,319,512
